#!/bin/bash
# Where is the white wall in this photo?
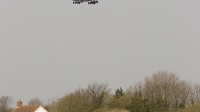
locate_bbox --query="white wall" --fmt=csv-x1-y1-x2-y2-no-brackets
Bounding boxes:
35,106,48,112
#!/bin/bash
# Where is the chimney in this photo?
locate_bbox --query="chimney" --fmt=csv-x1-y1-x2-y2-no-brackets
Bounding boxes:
17,100,22,107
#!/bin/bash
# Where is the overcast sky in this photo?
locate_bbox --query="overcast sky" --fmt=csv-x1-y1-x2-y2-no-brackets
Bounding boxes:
1,0,200,106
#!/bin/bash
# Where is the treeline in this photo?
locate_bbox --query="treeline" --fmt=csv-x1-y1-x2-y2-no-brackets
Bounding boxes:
1,71,200,112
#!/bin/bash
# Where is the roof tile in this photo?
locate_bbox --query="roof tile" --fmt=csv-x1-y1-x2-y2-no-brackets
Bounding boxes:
12,105,40,112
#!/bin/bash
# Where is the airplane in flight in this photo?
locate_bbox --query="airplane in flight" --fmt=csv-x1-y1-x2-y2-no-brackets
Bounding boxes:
73,0,98,4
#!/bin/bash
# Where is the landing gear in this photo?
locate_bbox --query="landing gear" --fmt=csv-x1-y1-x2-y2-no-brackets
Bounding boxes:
88,0,98,4
73,0,81,4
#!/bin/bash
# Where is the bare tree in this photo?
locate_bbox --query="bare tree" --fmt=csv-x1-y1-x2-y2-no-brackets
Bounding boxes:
28,98,44,106
54,82,111,112
188,83,200,112
44,97,59,112
0,96,13,112
56,88,90,112
126,82,151,112
126,71,192,111
86,82,111,111
142,71,192,111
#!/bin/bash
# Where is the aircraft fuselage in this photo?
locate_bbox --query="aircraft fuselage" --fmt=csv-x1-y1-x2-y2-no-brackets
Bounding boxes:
73,0,98,4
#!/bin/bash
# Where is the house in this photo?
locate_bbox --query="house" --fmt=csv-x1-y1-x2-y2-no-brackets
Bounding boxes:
12,100,48,112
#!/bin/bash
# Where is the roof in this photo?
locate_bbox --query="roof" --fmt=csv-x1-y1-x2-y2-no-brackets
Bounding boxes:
12,105,40,112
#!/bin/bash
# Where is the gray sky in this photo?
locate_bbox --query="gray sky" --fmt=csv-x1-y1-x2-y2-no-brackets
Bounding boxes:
1,0,200,106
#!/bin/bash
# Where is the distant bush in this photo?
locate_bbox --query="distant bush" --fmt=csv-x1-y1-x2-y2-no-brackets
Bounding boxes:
182,103,200,112
93,108,130,112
